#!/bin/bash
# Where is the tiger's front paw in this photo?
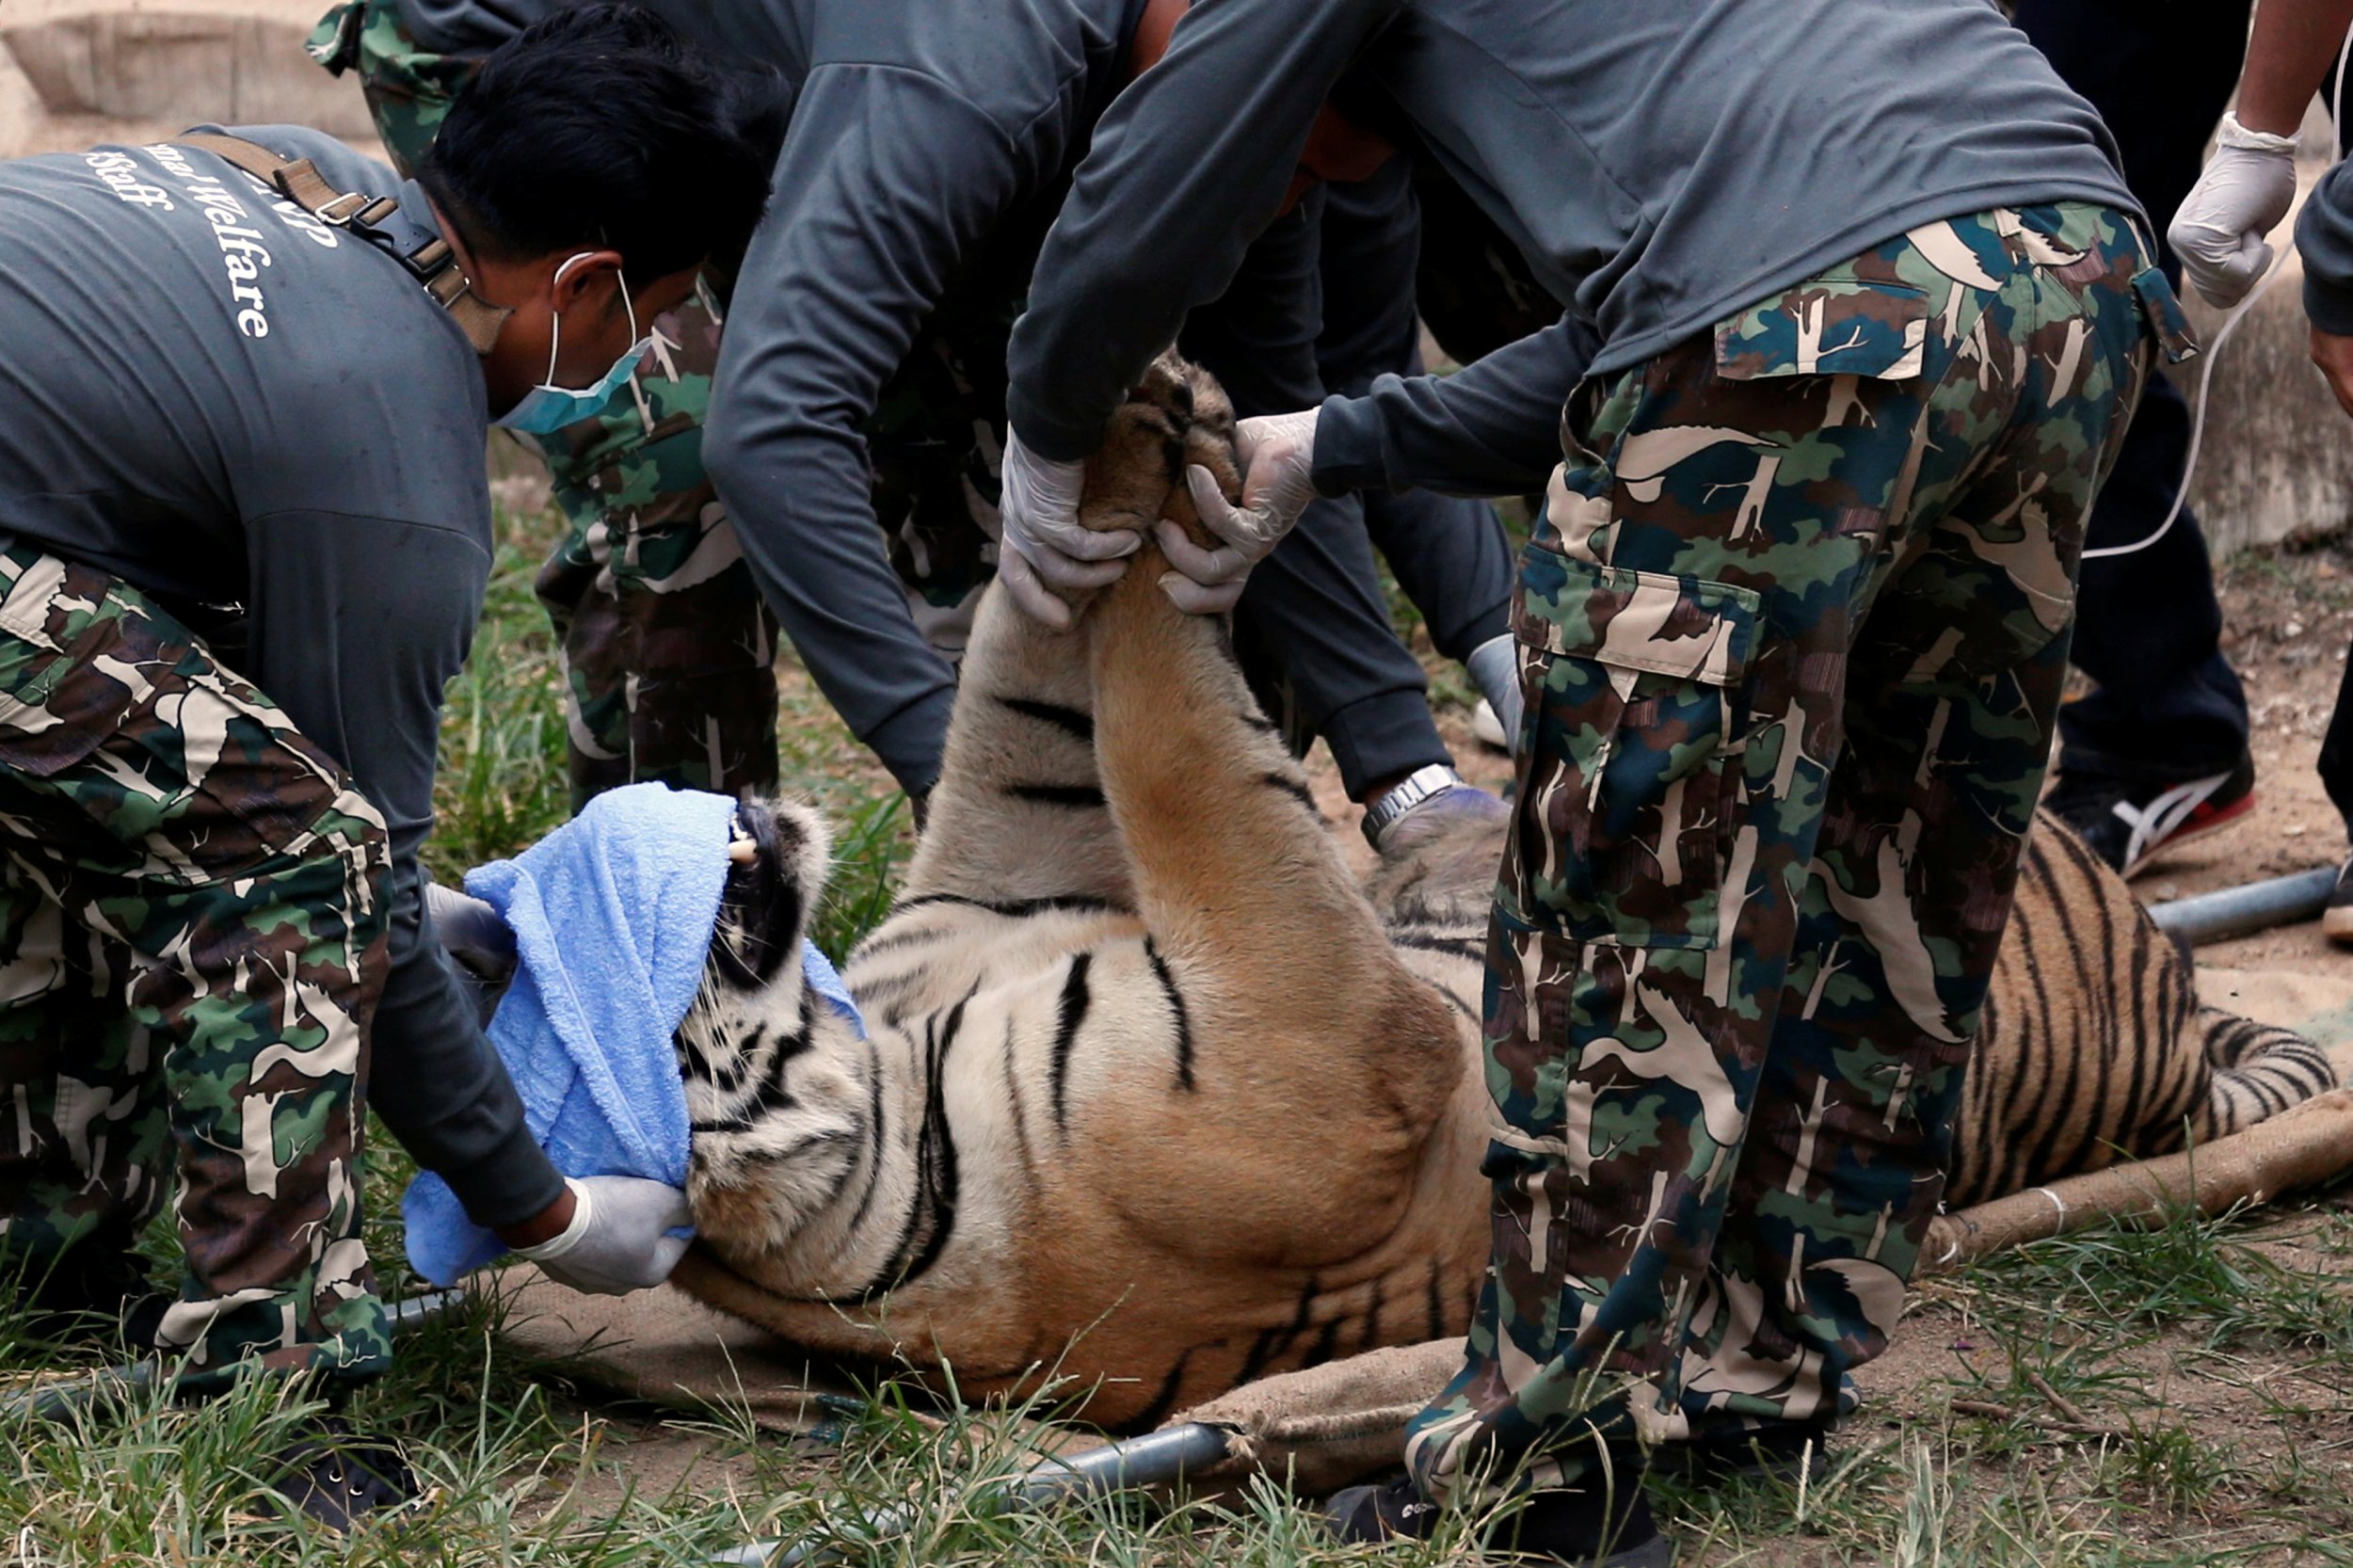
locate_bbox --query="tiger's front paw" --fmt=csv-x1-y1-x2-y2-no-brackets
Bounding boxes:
1080,352,1241,552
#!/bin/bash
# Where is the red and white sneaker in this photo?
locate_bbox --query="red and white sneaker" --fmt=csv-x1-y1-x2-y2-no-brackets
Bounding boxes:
2044,754,2257,879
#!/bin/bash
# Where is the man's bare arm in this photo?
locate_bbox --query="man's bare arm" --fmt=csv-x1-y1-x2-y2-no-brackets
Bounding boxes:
2169,0,2348,305
2239,0,2353,136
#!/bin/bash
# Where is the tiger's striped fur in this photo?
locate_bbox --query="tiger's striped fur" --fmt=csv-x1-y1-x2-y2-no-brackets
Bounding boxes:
1952,816,2336,1202
665,355,2336,1428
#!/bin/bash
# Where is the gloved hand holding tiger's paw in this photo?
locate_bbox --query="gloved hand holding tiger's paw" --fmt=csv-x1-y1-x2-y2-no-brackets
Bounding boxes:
1000,426,1138,629
1161,408,1321,615
512,1176,692,1295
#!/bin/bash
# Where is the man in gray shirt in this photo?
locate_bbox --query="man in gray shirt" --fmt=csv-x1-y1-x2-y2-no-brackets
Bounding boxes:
318,0,1511,842
997,3,2177,1560
0,7,768,1521
2169,0,2353,944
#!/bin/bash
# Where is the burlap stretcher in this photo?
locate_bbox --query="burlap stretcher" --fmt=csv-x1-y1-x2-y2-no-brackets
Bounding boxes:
492,966,2353,1493
491,1266,1456,1491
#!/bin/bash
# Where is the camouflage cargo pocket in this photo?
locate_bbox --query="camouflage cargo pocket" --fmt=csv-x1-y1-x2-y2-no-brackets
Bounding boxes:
1502,547,1759,952
0,557,351,872
0,555,142,781
1712,278,1929,382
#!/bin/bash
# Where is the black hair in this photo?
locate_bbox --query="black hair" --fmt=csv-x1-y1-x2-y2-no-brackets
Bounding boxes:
420,4,788,285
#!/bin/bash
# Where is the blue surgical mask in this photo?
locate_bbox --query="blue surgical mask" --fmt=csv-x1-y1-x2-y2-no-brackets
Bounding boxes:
493,251,650,434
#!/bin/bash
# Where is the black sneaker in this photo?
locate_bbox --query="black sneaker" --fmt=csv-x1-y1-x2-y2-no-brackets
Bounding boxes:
266,1417,420,1531
13,1247,171,1352
1327,1472,1672,1566
2324,856,2353,950
1652,1420,1835,1488
2044,753,2256,879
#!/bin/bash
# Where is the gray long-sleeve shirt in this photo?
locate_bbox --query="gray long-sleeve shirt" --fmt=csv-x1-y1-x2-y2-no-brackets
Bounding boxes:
696,0,1197,795
2299,159,2353,337
397,0,1337,797
1006,0,2141,490
0,126,561,1229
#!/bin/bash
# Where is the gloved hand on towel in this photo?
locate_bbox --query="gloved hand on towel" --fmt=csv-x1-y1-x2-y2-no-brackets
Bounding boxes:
509,1176,693,1295
404,784,733,1288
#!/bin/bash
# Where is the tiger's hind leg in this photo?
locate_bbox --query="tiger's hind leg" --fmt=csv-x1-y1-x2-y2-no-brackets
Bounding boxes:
895,353,1251,915
897,569,1130,912
1069,363,1462,1263
2195,1006,2339,1140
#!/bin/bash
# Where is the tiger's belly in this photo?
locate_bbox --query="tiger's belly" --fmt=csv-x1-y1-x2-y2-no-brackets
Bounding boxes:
961,994,1494,1428
733,1004,1490,1426
922,1163,1495,1430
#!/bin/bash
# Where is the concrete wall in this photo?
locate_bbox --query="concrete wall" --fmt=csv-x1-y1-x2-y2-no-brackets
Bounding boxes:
2183,251,2353,555
2184,139,2353,555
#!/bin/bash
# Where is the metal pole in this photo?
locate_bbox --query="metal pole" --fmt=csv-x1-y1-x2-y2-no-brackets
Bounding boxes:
2146,866,2338,946
711,1421,1236,1567
1,1351,156,1424
1,1287,468,1424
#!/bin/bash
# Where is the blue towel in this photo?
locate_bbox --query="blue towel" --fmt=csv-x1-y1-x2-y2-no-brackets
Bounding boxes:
402,783,736,1286
802,938,867,1039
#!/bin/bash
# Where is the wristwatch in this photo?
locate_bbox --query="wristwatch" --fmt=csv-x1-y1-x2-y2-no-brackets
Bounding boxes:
1361,763,1465,849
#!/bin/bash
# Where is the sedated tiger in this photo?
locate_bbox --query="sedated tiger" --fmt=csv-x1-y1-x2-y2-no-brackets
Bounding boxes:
664,355,2336,1431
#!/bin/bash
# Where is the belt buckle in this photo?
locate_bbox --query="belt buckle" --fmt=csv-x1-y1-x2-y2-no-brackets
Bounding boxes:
314,190,374,228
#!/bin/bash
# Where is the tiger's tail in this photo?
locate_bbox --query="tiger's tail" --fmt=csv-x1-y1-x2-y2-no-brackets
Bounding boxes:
2196,1006,2340,1140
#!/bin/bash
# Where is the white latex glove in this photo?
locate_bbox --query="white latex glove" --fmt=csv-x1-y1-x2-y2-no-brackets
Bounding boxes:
514,1176,692,1295
1160,408,1321,615
2169,112,2302,309
998,427,1137,629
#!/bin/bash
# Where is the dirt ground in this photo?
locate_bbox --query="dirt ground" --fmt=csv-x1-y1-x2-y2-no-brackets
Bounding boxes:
2167,540,2353,967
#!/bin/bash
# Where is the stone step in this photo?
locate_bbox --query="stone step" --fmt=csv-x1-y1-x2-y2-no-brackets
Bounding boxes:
2,0,371,148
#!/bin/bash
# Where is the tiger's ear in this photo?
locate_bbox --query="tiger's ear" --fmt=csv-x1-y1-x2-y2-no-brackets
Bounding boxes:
744,794,832,906
712,796,833,988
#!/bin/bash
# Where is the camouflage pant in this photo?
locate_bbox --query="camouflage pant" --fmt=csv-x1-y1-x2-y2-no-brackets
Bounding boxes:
1405,205,2184,1500
530,280,788,809
0,548,393,1391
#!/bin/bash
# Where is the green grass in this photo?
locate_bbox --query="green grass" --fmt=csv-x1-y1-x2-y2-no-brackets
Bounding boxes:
422,500,574,885
1961,1194,2353,1360
8,499,2353,1564
809,792,912,961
